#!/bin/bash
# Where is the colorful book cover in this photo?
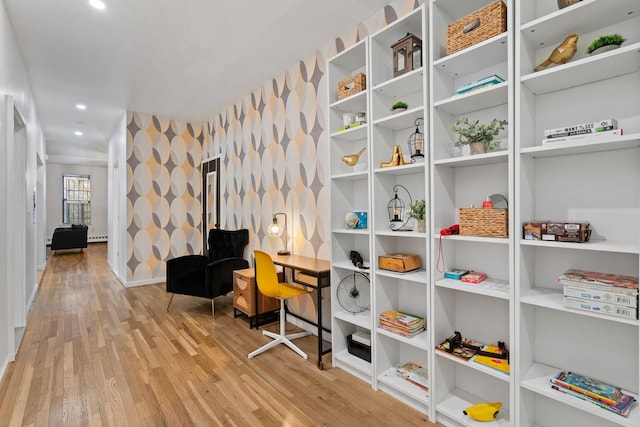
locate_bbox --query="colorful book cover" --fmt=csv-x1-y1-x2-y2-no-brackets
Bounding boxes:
395,362,429,391
551,370,622,407
551,385,636,417
379,310,425,327
558,269,639,290
473,344,510,375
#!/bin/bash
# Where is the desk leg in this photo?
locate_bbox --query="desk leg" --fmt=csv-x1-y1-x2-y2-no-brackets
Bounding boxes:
317,285,323,369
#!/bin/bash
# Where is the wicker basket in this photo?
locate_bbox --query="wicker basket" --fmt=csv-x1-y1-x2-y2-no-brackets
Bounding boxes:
338,73,366,100
459,208,508,237
447,1,507,55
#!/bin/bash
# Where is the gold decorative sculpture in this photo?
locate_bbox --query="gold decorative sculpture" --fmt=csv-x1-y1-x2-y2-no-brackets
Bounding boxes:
534,34,579,72
380,145,409,168
341,147,366,167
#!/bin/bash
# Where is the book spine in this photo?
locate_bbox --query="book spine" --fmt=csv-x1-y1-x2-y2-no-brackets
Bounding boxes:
546,126,615,139
544,119,618,137
550,385,630,416
550,379,619,406
542,129,624,145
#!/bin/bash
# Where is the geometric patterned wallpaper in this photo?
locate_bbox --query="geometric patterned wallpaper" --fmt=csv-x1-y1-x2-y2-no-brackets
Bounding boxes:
126,112,209,282
125,0,420,284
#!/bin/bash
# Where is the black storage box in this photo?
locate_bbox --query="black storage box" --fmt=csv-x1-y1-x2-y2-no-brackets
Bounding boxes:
347,334,371,362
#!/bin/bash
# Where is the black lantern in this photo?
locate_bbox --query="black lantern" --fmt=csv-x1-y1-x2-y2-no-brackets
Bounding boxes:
387,184,413,231
407,118,425,163
391,33,422,78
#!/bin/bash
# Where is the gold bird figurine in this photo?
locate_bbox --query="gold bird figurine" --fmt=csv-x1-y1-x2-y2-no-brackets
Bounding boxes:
341,147,366,166
534,34,579,72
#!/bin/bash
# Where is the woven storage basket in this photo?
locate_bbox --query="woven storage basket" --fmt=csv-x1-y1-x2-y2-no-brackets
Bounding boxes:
459,208,508,237
447,1,507,55
338,73,366,100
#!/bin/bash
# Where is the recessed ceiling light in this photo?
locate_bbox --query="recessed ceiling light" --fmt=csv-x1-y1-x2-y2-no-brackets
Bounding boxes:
76,103,86,110
89,0,106,10
75,131,83,136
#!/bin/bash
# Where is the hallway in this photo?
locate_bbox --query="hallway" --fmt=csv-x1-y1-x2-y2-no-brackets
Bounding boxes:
0,244,434,426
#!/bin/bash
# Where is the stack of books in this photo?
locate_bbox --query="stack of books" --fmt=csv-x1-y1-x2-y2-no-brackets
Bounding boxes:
395,361,428,392
550,370,637,417
542,118,623,145
379,310,425,337
559,269,639,320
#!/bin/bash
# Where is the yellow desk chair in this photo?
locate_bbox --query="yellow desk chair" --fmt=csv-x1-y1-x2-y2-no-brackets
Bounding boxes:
248,250,312,360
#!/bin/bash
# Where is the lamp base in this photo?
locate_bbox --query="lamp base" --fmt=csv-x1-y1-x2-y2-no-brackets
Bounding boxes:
277,250,291,255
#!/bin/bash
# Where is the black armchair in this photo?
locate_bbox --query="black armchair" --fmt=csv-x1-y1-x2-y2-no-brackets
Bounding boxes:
166,228,249,317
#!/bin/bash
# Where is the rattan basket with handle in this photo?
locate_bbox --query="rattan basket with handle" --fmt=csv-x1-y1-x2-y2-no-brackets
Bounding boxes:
447,1,507,55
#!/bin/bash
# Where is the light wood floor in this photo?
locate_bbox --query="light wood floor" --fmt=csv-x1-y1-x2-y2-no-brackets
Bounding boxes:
0,244,439,426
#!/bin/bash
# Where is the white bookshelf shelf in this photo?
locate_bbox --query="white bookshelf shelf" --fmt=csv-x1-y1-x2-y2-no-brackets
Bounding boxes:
334,309,372,329
377,327,429,351
436,387,512,426
333,349,372,383
519,239,640,255
375,268,428,284
435,278,510,300
520,133,640,158
378,366,430,408
434,82,508,116
433,150,508,167
435,350,511,383
520,288,640,326
521,362,640,427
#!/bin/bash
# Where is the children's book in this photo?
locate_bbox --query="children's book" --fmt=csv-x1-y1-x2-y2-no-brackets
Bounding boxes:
473,344,510,375
395,362,429,391
550,370,622,407
550,385,637,417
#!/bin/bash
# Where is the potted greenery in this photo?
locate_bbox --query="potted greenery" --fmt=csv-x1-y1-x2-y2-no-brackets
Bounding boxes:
391,101,408,114
451,117,507,155
409,199,426,232
587,33,626,55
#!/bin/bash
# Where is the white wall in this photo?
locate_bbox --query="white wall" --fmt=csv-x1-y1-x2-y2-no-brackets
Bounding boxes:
46,162,108,243
0,0,46,381
107,114,126,280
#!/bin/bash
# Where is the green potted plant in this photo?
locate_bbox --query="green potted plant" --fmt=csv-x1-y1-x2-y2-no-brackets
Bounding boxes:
409,199,426,232
587,33,626,55
391,101,408,114
451,117,508,155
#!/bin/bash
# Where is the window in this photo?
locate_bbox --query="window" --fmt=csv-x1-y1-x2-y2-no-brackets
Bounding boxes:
62,174,91,224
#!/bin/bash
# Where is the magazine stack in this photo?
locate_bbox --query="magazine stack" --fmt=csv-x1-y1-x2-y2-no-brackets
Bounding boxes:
378,310,425,337
558,269,639,320
550,370,637,417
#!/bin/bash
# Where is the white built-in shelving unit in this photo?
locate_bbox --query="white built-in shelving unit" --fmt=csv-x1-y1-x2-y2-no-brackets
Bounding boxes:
328,38,374,385
515,1,640,426
370,6,429,413
328,0,639,425
429,0,514,425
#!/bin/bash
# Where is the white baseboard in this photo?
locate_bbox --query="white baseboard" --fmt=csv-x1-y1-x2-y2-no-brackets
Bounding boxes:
0,353,13,385
121,276,166,288
27,281,39,313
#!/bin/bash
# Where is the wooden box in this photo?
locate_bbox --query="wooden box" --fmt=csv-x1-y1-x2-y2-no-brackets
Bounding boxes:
447,1,507,55
378,253,422,273
233,268,280,317
337,73,366,100
459,208,508,237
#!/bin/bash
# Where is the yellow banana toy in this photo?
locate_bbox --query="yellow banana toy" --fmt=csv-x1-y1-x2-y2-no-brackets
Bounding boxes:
463,402,502,422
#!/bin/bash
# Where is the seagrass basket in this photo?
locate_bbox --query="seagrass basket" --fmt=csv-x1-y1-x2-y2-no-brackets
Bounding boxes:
338,73,366,100
459,208,508,237
447,1,507,55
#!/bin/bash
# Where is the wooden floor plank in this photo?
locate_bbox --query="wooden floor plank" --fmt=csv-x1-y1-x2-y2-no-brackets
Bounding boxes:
0,244,440,426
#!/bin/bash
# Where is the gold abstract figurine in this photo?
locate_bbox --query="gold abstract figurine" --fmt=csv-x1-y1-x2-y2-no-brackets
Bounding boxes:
341,147,366,167
534,34,579,72
380,145,409,168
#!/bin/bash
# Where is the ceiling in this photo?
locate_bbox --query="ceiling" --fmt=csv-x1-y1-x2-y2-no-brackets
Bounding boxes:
5,0,390,166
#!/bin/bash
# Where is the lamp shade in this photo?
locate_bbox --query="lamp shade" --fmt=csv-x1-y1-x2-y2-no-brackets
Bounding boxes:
268,217,283,237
